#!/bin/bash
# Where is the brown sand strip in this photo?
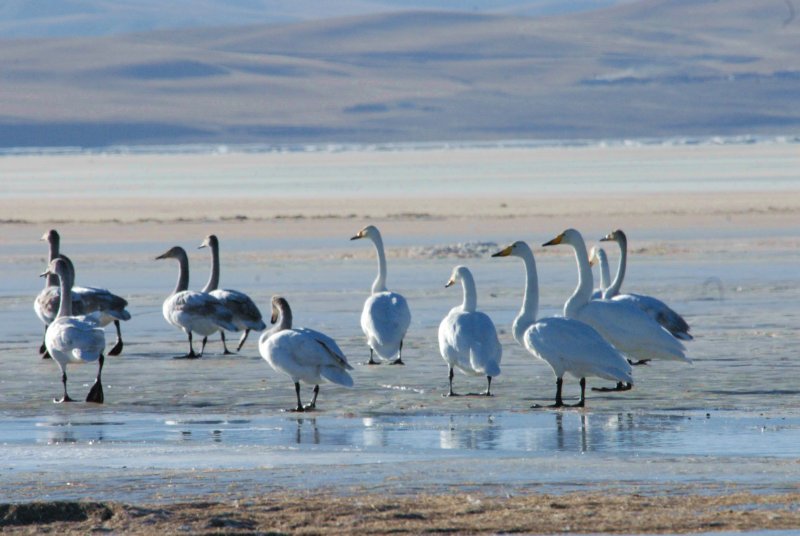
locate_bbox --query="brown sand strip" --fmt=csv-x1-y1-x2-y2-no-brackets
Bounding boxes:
1,490,799,534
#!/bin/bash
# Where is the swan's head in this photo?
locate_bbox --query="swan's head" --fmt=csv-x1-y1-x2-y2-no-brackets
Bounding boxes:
270,295,290,324
600,229,627,245
198,234,219,250
445,265,470,288
491,241,531,259
155,246,187,261
41,229,59,245
543,228,583,248
350,225,380,242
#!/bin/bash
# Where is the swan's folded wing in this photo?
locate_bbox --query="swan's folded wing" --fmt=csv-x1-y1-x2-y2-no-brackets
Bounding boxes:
73,285,130,319
578,300,688,361
526,317,632,384
295,328,353,370
211,289,266,328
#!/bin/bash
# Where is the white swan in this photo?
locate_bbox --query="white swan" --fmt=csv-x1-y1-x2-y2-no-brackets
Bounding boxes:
588,246,611,301
438,265,502,396
259,296,354,412
199,234,266,353
492,241,632,407
37,230,130,356
600,229,693,340
543,229,690,367
34,230,86,358
156,246,238,358
350,225,411,365
40,258,106,404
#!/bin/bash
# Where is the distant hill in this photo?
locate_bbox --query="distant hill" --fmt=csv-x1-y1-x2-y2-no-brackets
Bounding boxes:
0,0,630,38
0,0,798,148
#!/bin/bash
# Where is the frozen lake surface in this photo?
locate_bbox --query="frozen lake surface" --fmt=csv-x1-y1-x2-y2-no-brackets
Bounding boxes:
1,141,800,516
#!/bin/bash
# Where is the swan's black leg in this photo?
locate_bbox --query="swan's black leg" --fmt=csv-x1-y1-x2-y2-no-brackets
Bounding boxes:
220,332,234,355
108,320,123,356
304,385,319,411
289,382,305,412
55,371,75,403
569,378,586,408
443,367,460,397
236,329,250,352
532,377,564,408
176,332,199,359
365,348,380,365
483,376,493,397
86,355,105,404
628,359,650,366
389,340,405,365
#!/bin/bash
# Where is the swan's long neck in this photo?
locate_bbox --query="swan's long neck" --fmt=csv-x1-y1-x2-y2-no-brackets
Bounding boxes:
604,234,627,299
565,235,593,318
370,234,388,294
459,270,478,313
45,234,60,287
513,245,539,344
202,241,220,293
55,266,73,318
275,299,293,331
597,248,611,292
172,250,190,295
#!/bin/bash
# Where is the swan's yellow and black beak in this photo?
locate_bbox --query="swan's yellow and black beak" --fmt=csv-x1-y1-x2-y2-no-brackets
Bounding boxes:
350,229,366,241
445,278,456,288
491,245,513,257
542,233,564,247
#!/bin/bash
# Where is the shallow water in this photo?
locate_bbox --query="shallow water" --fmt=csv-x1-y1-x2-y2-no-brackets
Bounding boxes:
1,144,800,518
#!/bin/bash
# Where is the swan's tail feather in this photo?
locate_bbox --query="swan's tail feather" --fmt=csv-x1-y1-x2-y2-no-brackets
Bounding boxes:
320,366,354,387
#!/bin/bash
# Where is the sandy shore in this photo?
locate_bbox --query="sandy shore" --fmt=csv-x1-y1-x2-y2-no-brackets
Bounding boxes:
2,489,800,534
3,190,800,251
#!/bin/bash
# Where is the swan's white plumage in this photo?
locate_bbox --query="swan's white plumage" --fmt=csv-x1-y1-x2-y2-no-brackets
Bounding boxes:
544,229,689,363
438,266,501,394
259,296,353,410
492,241,632,406
156,246,238,357
261,329,354,387
41,258,106,403
524,317,633,383
351,225,411,363
599,229,693,340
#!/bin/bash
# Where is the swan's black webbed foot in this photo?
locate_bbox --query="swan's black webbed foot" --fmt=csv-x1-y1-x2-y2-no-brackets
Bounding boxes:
108,340,123,356
86,381,104,404
592,382,632,392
